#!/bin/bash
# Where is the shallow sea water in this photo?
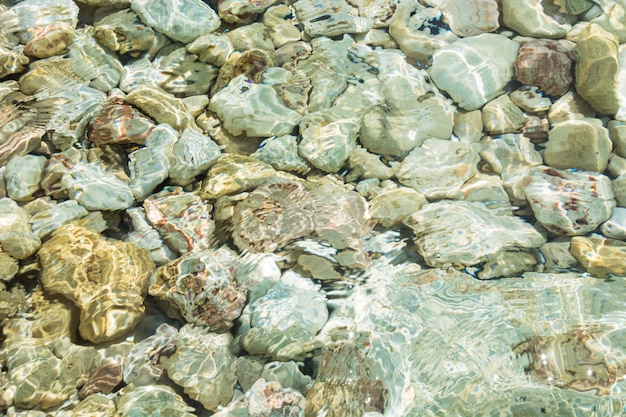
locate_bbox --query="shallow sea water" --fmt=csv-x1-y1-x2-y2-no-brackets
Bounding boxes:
348,266,626,416
2,0,626,416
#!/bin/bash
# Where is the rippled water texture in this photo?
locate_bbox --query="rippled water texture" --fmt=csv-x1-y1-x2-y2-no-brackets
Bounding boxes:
345,265,626,416
3,0,626,415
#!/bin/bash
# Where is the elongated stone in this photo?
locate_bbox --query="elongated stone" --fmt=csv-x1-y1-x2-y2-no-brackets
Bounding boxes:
575,24,620,115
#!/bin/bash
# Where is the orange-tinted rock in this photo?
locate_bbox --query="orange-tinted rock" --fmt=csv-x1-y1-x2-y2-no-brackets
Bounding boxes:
24,22,75,59
38,224,155,343
569,236,626,277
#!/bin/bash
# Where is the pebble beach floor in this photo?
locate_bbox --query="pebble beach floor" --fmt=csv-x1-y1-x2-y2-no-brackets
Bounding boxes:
2,0,626,416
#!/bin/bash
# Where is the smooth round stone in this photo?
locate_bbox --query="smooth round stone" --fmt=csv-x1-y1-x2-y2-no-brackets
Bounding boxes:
395,138,480,200
584,0,626,43
263,4,302,48
94,9,154,56
479,134,543,204
4,154,46,201
225,22,275,52
252,135,311,175
617,43,626,121
403,200,545,268
460,173,511,209
539,241,579,272
168,128,221,186
154,48,219,97
600,207,626,239
181,95,209,117
239,271,328,361
360,49,455,157
209,74,301,138
292,0,372,38
0,167,5,199
501,0,570,38
548,91,596,124
569,236,626,277
389,0,458,64
186,33,234,67
553,0,593,15
299,111,357,173
131,0,221,43
199,154,299,200
543,118,612,172
160,325,237,411
125,84,196,131
61,162,135,212
218,0,280,23
575,23,620,115
429,33,519,111
28,199,89,239
3,338,95,410
606,153,626,177
117,384,196,416
24,22,75,59
482,94,524,135
369,187,427,228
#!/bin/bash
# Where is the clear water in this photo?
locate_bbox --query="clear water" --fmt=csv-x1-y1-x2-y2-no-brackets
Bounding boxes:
327,260,626,416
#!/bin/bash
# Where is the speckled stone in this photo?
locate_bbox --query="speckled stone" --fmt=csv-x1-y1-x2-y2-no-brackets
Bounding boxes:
149,248,247,331
523,166,615,235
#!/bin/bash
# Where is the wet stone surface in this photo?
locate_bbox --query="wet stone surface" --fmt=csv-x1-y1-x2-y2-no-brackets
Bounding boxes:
2,0,626,416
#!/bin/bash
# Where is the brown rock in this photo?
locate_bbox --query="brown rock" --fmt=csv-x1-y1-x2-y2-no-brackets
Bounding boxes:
515,39,575,97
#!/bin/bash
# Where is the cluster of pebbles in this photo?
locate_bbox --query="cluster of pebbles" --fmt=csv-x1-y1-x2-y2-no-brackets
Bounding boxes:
2,0,626,415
